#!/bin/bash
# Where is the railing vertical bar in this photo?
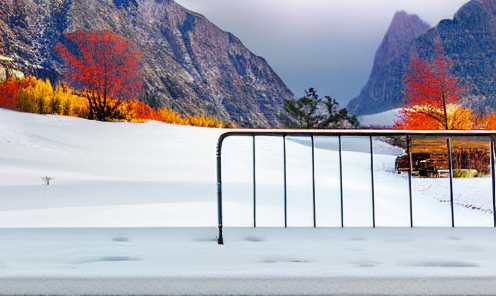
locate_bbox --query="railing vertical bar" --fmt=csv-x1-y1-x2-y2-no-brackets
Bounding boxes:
283,135,288,228
491,135,496,227
339,135,344,228
407,135,413,228
312,135,316,228
370,136,376,228
253,135,256,228
216,140,224,245
447,137,455,228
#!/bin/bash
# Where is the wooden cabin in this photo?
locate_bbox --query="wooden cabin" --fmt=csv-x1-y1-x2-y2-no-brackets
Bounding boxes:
395,136,491,177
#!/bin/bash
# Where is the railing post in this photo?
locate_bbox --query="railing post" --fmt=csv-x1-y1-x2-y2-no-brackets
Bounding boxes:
283,135,287,228
253,135,256,228
312,135,316,228
491,135,496,227
339,135,344,228
370,136,376,228
447,138,455,228
216,138,224,245
407,135,413,228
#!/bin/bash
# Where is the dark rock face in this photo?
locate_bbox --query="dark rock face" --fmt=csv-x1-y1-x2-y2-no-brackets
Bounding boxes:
347,11,430,115
420,0,496,114
0,0,293,127
348,0,496,116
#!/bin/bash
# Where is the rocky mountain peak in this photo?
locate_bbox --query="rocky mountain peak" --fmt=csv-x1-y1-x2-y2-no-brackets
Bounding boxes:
453,0,496,24
348,0,496,116
346,10,430,115
375,11,430,66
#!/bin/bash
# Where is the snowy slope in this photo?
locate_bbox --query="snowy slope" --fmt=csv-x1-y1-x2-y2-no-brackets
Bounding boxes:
359,108,401,127
0,108,223,226
2,108,496,294
0,108,493,227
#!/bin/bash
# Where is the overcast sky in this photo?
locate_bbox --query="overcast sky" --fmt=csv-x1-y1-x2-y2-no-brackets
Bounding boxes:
174,0,470,107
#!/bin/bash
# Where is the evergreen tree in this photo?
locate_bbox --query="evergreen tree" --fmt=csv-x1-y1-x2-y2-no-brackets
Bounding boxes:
284,88,359,129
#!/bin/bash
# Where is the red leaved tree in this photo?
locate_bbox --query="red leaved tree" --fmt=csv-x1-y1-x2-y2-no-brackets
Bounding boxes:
55,31,142,121
395,44,465,130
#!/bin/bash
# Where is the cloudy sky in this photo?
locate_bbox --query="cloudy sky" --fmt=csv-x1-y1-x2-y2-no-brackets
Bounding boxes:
174,0,470,107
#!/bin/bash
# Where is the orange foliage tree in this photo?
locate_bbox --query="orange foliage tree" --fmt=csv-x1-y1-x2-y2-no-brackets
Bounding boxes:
397,104,474,130
474,113,496,130
55,31,142,121
395,44,467,130
0,77,35,109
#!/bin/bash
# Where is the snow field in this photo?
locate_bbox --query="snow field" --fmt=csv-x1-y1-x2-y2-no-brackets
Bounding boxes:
3,108,496,294
0,107,494,229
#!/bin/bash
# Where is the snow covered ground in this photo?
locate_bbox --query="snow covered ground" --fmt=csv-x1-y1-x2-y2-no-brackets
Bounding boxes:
359,108,401,127
1,108,496,295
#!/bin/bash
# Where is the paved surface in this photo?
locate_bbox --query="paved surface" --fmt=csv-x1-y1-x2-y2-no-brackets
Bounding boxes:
2,227,496,295
2,277,496,295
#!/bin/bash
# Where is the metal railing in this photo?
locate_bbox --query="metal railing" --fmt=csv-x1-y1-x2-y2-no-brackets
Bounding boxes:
216,130,496,244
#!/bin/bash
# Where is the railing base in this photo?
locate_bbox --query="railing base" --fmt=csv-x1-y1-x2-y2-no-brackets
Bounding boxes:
217,226,224,245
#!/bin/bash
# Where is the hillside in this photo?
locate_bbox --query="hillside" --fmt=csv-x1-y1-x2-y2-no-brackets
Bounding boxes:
0,0,293,127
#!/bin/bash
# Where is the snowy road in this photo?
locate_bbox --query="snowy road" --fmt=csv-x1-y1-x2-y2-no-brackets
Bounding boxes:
2,276,496,295
2,227,496,295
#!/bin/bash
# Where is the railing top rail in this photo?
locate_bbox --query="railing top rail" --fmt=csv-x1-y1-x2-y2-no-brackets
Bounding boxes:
216,129,496,152
219,129,496,138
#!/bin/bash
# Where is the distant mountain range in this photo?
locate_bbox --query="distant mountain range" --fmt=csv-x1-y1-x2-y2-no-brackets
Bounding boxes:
348,0,496,116
0,0,293,127
3,0,495,126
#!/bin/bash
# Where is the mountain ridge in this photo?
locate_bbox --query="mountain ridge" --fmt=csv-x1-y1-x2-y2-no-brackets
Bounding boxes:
346,10,430,115
0,0,293,127
348,0,496,116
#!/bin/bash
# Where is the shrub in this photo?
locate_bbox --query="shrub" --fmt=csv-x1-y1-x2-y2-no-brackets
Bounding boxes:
158,107,187,125
50,97,62,114
454,169,479,178
0,76,36,109
186,114,224,128
62,97,71,115
38,97,48,114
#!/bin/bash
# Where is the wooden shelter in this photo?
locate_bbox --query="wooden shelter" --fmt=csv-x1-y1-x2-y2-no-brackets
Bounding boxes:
396,136,491,177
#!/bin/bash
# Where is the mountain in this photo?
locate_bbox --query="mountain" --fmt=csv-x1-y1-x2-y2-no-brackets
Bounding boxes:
0,0,294,127
349,0,496,116
416,0,496,114
346,11,430,115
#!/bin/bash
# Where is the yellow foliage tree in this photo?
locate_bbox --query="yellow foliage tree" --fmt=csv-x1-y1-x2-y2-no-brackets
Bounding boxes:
7,76,226,128
186,114,224,128
16,78,53,114
52,84,89,117
16,78,89,117
158,107,188,125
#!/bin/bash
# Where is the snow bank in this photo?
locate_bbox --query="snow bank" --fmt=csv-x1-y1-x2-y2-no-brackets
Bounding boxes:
359,108,401,127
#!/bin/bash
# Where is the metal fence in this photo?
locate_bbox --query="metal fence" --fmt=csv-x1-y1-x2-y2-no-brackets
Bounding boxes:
216,130,496,244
